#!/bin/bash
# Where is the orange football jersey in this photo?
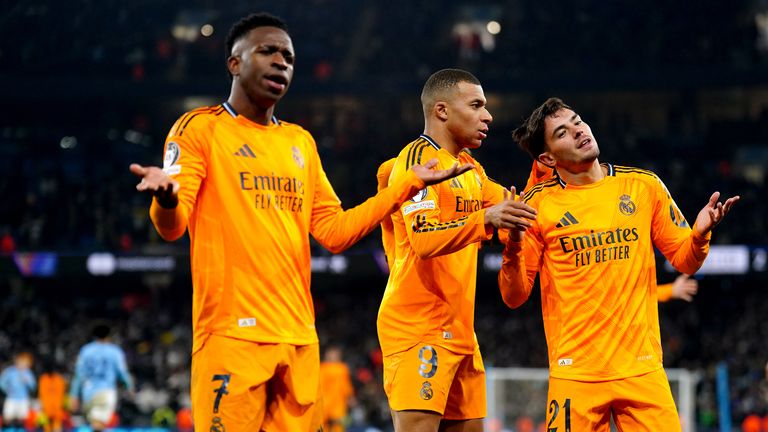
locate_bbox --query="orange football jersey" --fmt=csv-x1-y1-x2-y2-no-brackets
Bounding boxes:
377,135,506,356
149,103,425,353
499,164,710,380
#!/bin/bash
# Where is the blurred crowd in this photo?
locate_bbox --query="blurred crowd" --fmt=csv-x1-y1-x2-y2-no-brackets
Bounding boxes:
2,1,767,85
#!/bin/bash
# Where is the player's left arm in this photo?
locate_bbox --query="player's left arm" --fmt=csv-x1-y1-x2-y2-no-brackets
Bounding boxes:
693,191,739,236
651,177,739,274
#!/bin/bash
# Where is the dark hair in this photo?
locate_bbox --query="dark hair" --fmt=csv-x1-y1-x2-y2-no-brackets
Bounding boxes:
512,97,572,160
93,323,111,339
225,13,289,78
420,68,481,114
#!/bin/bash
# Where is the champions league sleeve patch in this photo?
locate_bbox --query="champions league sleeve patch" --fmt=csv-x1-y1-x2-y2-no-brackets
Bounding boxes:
410,188,428,202
162,142,182,176
163,142,181,168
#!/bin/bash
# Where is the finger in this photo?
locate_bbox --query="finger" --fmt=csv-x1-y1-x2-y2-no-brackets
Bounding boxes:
129,163,148,177
707,191,720,208
681,294,693,302
503,215,533,228
423,158,439,170
508,201,538,217
723,196,740,212
679,273,690,281
453,163,475,175
708,207,717,220
509,186,517,201
172,180,180,195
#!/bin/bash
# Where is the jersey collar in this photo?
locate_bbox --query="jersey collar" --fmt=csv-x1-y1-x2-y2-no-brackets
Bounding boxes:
222,102,280,125
553,162,615,188
419,134,442,150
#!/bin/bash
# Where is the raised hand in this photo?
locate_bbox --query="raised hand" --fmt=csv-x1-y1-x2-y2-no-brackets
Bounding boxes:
129,163,180,209
694,191,739,236
411,158,475,186
485,186,537,240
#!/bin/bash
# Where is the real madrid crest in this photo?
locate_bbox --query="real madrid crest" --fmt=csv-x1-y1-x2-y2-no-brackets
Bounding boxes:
619,194,636,216
292,146,305,168
420,381,434,400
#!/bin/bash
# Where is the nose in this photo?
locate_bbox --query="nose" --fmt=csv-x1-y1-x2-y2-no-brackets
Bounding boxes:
272,53,289,70
482,109,493,124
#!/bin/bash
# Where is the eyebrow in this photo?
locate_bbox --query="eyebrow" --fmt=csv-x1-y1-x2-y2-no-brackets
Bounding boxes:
551,113,579,138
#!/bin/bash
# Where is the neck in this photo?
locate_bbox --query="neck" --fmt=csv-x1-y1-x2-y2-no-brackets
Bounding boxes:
557,160,605,185
424,126,461,157
227,88,274,126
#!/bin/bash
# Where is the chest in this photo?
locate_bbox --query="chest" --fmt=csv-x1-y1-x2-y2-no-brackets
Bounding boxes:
436,164,484,218
537,179,653,247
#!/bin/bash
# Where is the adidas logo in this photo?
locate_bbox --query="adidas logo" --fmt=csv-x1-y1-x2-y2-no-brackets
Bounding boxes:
234,143,256,158
555,211,579,228
450,178,463,188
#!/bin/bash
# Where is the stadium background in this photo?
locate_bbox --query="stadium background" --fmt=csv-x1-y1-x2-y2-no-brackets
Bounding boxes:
1,0,767,430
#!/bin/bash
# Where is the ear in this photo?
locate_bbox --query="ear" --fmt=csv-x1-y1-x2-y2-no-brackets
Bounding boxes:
537,152,555,168
435,102,448,121
227,55,240,77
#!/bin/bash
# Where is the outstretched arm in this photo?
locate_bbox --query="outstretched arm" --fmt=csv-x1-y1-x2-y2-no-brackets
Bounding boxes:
130,164,180,209
311,158,474,254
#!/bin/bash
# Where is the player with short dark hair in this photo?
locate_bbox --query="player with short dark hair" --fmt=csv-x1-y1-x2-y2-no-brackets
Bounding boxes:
130,13,473,432
499,97,738,431
377,68,536,432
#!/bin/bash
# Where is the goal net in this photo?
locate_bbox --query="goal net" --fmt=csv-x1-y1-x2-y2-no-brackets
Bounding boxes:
486,367,700,432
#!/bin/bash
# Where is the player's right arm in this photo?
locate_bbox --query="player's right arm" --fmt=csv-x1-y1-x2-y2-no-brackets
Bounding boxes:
392,151,490,258
130,111,210,241
496,190,543,308
498,217,543,308
376,158,397,270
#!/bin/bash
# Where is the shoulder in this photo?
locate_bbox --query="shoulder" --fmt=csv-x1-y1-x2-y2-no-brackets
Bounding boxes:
613,164,659,180
169,105,227,137
612,164,666,190
522,177,561,205
396,137,440,169
272,119,315,141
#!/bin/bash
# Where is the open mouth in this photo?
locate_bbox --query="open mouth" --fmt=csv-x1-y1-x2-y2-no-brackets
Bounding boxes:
578,137,591,149
264,74,288,92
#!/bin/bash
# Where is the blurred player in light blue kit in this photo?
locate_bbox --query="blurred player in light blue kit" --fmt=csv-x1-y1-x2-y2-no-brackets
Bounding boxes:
0,351,36,428
69,323,134,431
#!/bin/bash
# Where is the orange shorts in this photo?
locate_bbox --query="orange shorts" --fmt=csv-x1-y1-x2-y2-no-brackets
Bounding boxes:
383,343,486,420
191,335,322,432
546,368,681,432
